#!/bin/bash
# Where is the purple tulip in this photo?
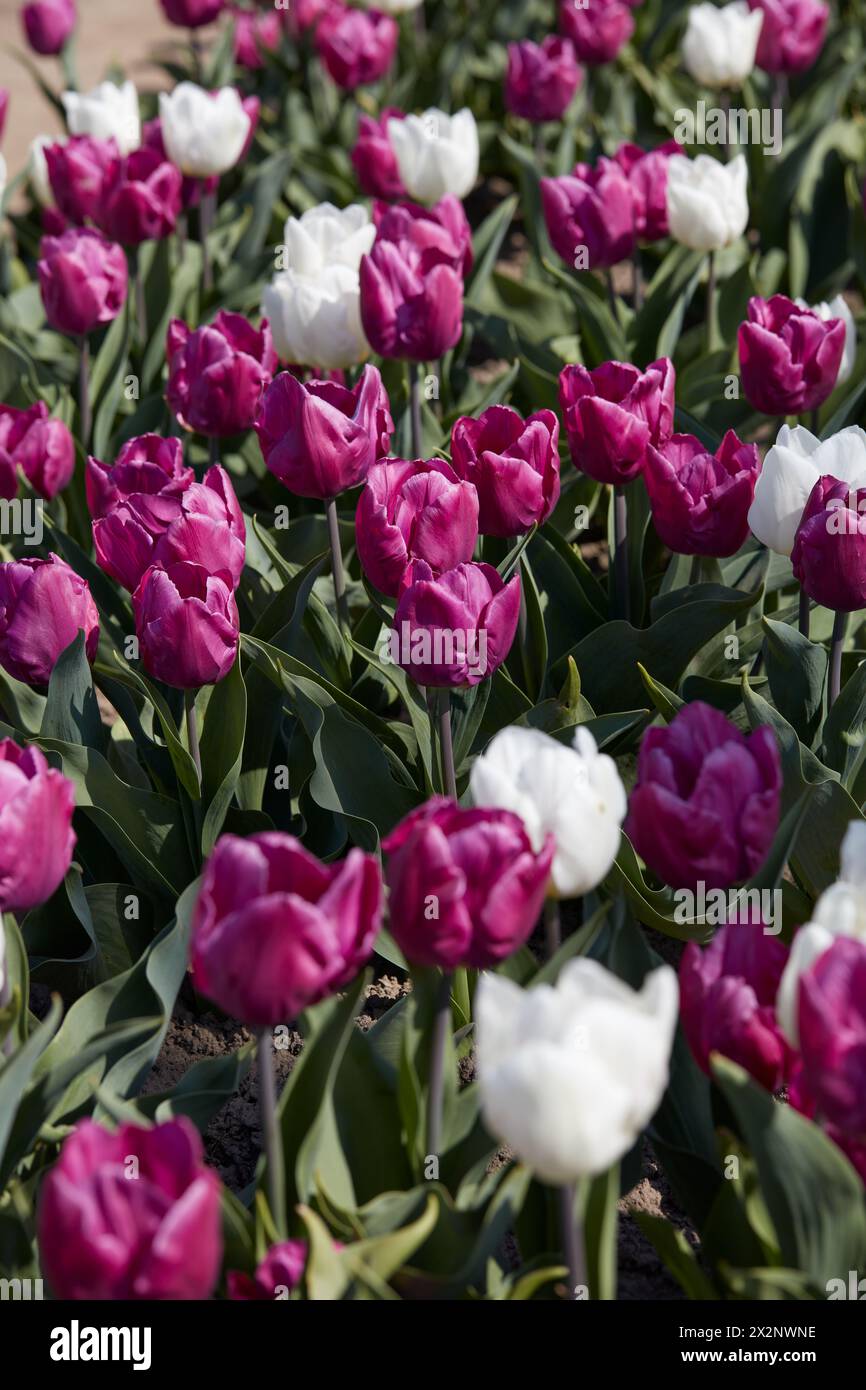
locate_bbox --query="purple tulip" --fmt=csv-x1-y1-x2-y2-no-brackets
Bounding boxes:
256,366,393,500
233,6,281,68
360,238,464,362
559,357,675,485
93,464,245,594
613,140,682,242
0,400,74,499
284,0,331,36
0,554,99,689
373,195,473,277
44,136,118,226
191,832,383,1026
791,475,866,613
86,433,193,520
542,157,636,270
356,457,479,597
680,920,792,1091
315,5,398,89
133,561,240,689
505,37,582,123
559,0,634,66
159,0,225,28
748,0,829,73
644,429,760,557
351,109,406,201
166,311,277,439
38,227,128,337
383,797,554,970
99,146,183,245
450,405,561,538
228,1241,308,1300
390,559,521,688
0,739,75,912
21,0,76,55
738,295,845,417
627,702,782,891
798,937,866,1135
38,1117,222,1300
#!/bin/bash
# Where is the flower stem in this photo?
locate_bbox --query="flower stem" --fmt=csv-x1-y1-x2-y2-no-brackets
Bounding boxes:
544,898,561,960
705,250,716,354
829,610,848,707
134,251,147,346
200,182,216,295
612,485,630,623
436,687,458,799
257,1028,287,1239
185,689,202,786
408,360,422,458
604,268,620,325
632,251,643,312
78,335,91,451
810,408,820,436
0,914,12,1059
325,496,349,632
427,970,452,1162
798,587,810,639
559,1182,587,1300
208,435,220,467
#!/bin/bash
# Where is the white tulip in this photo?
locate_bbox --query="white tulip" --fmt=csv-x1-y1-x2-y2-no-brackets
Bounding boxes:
387,108,479,204
62,80,141,156
666,152,749,252
159,83,250,178
262,265,369,371
29,134,63,206
470,725,626,899
477,960,679,1184
682,2,763,89
282,203,375,278
796,294,857,386
748,424,866,556
357,0,422,10
776,821,866,1045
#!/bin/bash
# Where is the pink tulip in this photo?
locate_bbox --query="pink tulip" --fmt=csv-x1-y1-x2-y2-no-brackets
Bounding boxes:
644,429,760,557
159,0,225,28
542,158,636,270
356,457,479,597
559,357,675,485
0,554,98,689
228,1241,308,1299
315,5,398,90
748,0,828,73
133,562,240,689
166,311,277,438
233,6,281,68
613,140,682,242
450,405,561,537
351,109,406,201
360,238,464,362
86,434,193,520
38,227,128,337
0,739,75,911
559,0,633,66
21,0,76,55
738,295,845,417
0,400,74,499
390,559,521,688
798,937,866,1136
373,194,473,277
100,146,183,245
505,37,582,123
44,136,118,226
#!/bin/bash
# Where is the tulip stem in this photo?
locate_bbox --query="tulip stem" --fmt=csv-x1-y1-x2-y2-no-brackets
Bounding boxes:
0,915,13,1059
257,1029,287,1239
604,269,620,325
78,335,91,451
829,611,848,708
544,899,561,960
408,360,422,458
208,436,220,467
436,688,458,799
134,253,147,346
632,252,643,313
200,182,216,295
612,485,630,623
799,587,810,639
325,497,350,632
184,690,202,786
809,408,820,437
560,1183,587,1300
426,970,452,1162
705,251,716,354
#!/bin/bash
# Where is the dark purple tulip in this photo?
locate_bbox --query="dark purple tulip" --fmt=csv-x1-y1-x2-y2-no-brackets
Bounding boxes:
351,109,406,201
542,157,636,270
505,37,582,123
356,457,479,597
0,400,74,499
44,136,118,226
559,0,633,66
0,553,99,688
799,937,866,1135
315,5,398,90
391,559,521,688
133,561,240,689
159,0,225,28
792,475,866,613
166,311,277,438
613,140,682,242
450,404,561,537
21,0,76,55
360,238,464,362
748,0,829,73
228,1241,308,1300
644,429,760,557
99,146,183,245
738,295,845,417
86,433,193,520
38,227,128,337
559,357,675,485
373,195,473,277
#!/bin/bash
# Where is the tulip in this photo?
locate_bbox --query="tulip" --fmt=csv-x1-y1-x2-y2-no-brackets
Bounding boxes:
791,475,866,614
281,202,375,277
0,400,74,499
738,294,845,416
666,153,749,252
99,146,183,245
644,428,760,557
351,109,406,200
798,937,866,1135
356,0,423,10
613,140,681,243
0,739,75,912
558,0,634,66
386,108,479,205
505,38,582,123
256,366,393,500
38,226,128,336
38,1117,222,1300
0,553,99,689
43,135,118,226
559,357,675,486
682,2,764,88
356,457,478,596
469,724,627,900
166,311,276,438
283,0,331,36
373,195,473,277
62,80,141,156
383,797,554,970
680,920,791,1091
748,424,866,557
158,83,251,178
626,701,782,891
476,958,679,1183
389,559,521,688
21,0,76,55
233,7,281,68
191,832,383,1025
748,0,828,73
450,405,561,537
262,264,369,372
228,1241,308,1300
86,433,193,520
315,5,398,89
93,465,245,593
542,157,636,271
796,295,856,386
360,238,464,362
133,561,240,688
0,90,8,145
159,0,225,26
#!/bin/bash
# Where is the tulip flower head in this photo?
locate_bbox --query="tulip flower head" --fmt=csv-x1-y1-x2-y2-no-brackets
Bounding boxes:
748,424,866,557
352,109,407,200
0,554,99,689
315,4,398,90
505,38,582,124
228,1241,309,1300
559,0,634,66
356,457,479,597
450,405,560,537
100,146,183,245
166,311,277,438
386,108,479,205
644,428,760,556
666,153,749,252
21,0,76,55
43,136,119,227
0,400,74,499
613,140,682,242
374,195,473,277
738,294,845,417
559,357,675,486
158,83,251,178
86,433,193,520
62,80,141,156
360,236,464,362
797,937,866,1136
0,739,76,911
133,561,240,689
796,295,856,386
389,559,521,688
159,0,225,28
681,2,764,88
748,0,828,74
542,157,636,270
792,475,866,613
38,227,128,337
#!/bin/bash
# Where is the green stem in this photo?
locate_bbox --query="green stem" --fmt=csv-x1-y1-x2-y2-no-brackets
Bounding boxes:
408,360,422,458
436,687,457,799
544,899,561,960
559,1183,587,1300
612,485,630,623
705,250,716,354
798,587,810,639
426,971,452,1161
325,496,349,632
829,611,848,707
185,690,202,786
257,1029,287,1238
78,335,91,451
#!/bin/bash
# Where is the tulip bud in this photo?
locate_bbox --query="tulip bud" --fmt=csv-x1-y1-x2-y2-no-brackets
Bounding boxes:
791,475,866,613
351,110,406,201
356,457,479,597
191,832,383,1025
559,0,634,66
62,80,141,156
159,0,225,27
166,311,276,438
360,239,464,362
315,5,398,90
612,140,681,242
798,937,866,1135
373,195,473,277
133,562,240,689
747,424,866,557
748,0,828,73
450,404,561,537
228,1241,308,1300
559,357,675,485
99,146,183,245
681,1,764,88
44,135,119,226
542,157,636,270
86,433,193,520
0,554,99,689
505,38,582,123
158,83,251,178
666,152,749,252
627,701,782,891
21,0,76,55
0,739,76,911
644,428,760,556
38,1117,222,1299
386,108,479,205
739,294,845,416
38,227,128,337
383,797,554,969
390,560,521,688
477,959,679,1183
0,400,74,499
233,7,281,69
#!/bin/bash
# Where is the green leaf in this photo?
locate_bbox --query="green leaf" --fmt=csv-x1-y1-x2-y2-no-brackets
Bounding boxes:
41,632,104,750
762,617,827,747
199,656,247,855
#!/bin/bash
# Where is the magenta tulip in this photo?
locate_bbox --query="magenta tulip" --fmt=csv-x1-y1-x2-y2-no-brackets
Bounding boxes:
38,1117,222,1300
383,797,554,970
0,400,74,499
0,554,98,689
228,1241,308,1300
505,37,582,123
315,5,397,89
0,90,8,145
233,6,281,68
99,146,183,245
390,559,521,688
680,920,792,1091
86,433,193,520
0,739,75,911
256,365,393,500
798,937,866,1135
748,0,828,73
791,476,866,613
559,357,675,485
613,140,681,242
133,562,239,688
559,0,633,66
38,227,127,337
351,109,406,201
21,0,75,54
542,158,636,270
284,0,331,36
738,295,845,417
373,195,473,277
450,405,561,537
166,312,277,438
191,832,383,1026
356,457,479,597
626,702,782,891
44,136,118,226
644,429,760,557
360,239,464,362
159,0,225,28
